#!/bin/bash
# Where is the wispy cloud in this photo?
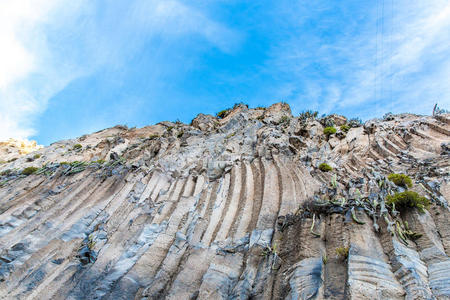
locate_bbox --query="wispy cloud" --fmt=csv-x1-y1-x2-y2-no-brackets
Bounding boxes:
0,0,91,140
0,0,240,141
267,0,450,118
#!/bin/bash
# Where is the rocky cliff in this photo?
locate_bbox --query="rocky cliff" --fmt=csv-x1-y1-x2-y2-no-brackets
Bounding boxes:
0,103,449,299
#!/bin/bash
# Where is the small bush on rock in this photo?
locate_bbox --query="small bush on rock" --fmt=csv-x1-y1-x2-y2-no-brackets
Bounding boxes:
1,169,12,176
216,103,247,119
386,191,430,213
388,173,413,188
91,159,106,164
73,144,82,150
340,124,350,133
335,246,349,260
299,110,318,122
319,163,333,172
22,167,39,175
323,126,337,136
348,118,363,127
280,115,290,125
216,109,230,119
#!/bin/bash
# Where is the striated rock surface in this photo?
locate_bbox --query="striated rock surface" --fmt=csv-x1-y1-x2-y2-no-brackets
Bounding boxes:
0,103,449,299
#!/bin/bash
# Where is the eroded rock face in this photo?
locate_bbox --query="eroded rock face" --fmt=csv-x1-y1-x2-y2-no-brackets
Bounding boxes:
191,114,217,132
0,103,449,299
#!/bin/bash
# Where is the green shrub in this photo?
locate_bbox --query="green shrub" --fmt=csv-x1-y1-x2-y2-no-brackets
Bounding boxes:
60,161,69,165
22,167,39,175
1,169,12,176
91,159,106,164
386,191,430,213
216,109,230,119
177,131,184,138
73,144,82,150
225,132,236,140
388,173,413,188
318,163,333,172
33,154,42,159
335,246,349,260
299,110,319,121
148,134,159,140
323,126,337,136
216,103,247,119
340,124,350,133
280,115,290,125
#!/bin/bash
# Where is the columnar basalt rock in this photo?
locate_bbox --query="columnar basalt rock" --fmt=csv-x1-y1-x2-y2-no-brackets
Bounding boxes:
0,103,449,299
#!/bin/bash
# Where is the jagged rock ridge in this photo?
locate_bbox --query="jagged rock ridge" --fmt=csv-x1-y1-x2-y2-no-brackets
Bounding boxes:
0,103,449,299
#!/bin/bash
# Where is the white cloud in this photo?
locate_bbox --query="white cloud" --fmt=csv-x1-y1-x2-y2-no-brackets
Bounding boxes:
128,0,241,53
0,1,47,88
0,0,88,140
268,0,450,118
0,0,240,141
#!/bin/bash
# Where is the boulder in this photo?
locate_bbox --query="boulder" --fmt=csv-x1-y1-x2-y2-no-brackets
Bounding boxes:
191,113,217,132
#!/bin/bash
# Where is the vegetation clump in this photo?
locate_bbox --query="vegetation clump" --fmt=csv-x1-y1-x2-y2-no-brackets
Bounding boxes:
216,109,230,119
148,134,159,140
91,159,106,164
318,163,333,172
1,169,12,176
299,110,318,122
279,115,290,125
225,132,236,140
73,144,82,150
261,242,281,269
217,102,248,119
335,246,349,260
33,154,42,159
386,191,430,213
396,220,422,244
323,126,337,136
388,173,413,188
348,118,363,127
340,124,350,133
22,166,39,175
62,161,88,175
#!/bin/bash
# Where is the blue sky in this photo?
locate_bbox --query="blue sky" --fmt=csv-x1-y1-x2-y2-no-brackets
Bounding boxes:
1,1,449,145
